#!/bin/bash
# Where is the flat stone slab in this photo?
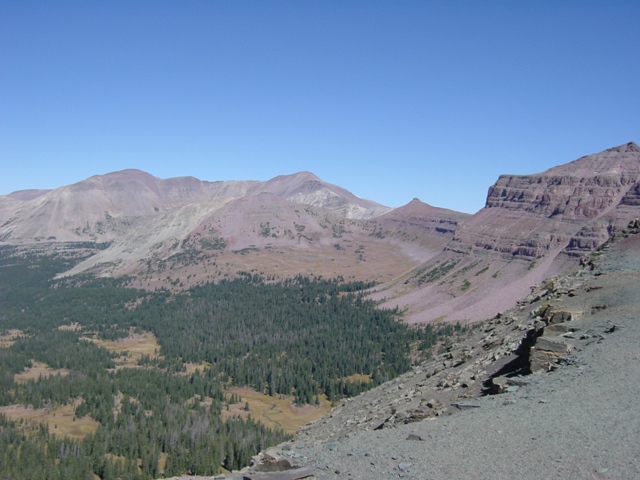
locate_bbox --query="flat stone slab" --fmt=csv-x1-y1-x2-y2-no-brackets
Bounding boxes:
407,431,429,441
241,467,316,480
452,402,481,410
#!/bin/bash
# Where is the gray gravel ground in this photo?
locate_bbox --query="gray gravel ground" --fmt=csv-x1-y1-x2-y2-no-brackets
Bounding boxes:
286,237,640,480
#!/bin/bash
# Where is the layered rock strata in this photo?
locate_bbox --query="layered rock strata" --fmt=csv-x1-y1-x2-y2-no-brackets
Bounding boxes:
379,142,640,324
453,142,640,259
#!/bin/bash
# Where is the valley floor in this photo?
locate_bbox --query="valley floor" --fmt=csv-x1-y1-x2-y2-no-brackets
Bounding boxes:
195,233,640,480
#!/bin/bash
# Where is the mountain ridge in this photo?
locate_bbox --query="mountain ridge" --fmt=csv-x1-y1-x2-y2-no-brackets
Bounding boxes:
0,170,391,244
2,142,639,327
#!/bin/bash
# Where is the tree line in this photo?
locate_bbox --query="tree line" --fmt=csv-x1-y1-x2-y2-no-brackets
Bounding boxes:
0,247,467,479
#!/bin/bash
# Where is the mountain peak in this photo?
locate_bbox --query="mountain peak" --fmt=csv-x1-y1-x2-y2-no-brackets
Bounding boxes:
290,171,321,180
605,141,640,153
382,198,469,222
88,168,157,180
540,142,640,177
267,171,321,183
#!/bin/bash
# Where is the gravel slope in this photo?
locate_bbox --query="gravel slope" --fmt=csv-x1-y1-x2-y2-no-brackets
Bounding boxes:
270,233,640,480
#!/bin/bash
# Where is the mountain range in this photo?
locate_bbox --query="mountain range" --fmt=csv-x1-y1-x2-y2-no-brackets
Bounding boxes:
2,141,639,325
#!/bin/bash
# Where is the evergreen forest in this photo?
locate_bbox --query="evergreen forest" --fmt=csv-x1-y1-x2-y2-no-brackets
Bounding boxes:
0,245,462,479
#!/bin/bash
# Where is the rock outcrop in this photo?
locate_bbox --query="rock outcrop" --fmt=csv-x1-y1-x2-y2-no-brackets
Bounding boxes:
375,142,640,324
454,141,640,259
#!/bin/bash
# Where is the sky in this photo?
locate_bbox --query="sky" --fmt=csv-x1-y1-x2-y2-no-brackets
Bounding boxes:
2,1,639,214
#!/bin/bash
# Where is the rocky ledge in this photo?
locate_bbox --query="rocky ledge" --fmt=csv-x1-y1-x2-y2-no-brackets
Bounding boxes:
450,142,640,259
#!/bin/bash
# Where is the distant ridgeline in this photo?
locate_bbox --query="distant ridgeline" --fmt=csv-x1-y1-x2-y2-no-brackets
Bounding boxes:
0,247,463,479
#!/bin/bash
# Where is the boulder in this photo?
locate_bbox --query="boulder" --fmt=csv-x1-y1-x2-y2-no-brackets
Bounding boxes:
530,336,572,373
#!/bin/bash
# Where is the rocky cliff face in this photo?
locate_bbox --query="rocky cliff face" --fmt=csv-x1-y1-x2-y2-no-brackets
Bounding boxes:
374,142,640,325
454,142,640,258
493,144,640,259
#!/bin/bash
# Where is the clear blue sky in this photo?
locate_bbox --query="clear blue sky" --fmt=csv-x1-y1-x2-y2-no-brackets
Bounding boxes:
2,1,639,213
